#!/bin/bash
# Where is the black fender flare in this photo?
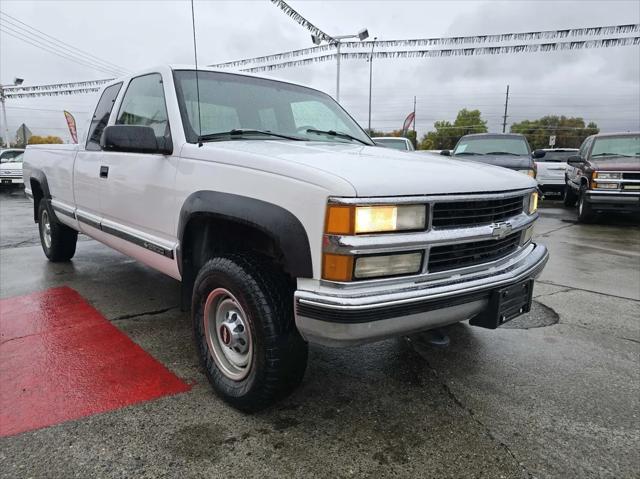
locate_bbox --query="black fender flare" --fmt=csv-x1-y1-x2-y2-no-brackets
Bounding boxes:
28,168,53,222
177,191,314,278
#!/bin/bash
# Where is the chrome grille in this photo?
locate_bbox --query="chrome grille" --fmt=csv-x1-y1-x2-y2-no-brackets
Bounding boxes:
431,196,524,228
623,172,640,180
428,232,521,273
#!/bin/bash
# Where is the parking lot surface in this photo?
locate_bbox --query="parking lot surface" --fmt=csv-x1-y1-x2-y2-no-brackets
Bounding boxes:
1,187,638,478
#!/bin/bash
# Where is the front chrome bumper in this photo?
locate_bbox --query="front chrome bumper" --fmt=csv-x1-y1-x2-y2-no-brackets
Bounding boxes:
585,190,640,212
294,243,549,347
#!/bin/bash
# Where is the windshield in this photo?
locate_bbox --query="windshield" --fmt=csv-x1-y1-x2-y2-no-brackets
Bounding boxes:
591,136,640,158
173,70,373,145
0,151,24,163
375,138,409,150
453,137,530,156
537,150,577,162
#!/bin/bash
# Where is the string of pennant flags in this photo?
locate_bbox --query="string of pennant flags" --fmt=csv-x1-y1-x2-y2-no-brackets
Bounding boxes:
2,24,639,100
5,79,113,94
209,23,640,69
269,0,335,43
4,86,110,99
241,36,640,73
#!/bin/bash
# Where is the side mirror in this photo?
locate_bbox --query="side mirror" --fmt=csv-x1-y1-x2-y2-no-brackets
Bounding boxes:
440,150,451,156
566,155,584,166
532,149,546,159
101,125,172,155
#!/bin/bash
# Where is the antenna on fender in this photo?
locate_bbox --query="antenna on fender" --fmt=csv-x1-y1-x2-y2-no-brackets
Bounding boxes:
190,0,203,147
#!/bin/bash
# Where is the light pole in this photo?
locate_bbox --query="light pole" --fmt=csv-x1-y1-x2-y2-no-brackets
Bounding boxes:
312,28,369,103
0,77,23,148
367,37,377,134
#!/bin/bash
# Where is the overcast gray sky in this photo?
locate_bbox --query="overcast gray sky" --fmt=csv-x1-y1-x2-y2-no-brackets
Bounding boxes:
1,0,639,143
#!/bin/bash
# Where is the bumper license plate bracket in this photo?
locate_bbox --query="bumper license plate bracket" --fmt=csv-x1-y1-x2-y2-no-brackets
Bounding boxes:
470,279,534,329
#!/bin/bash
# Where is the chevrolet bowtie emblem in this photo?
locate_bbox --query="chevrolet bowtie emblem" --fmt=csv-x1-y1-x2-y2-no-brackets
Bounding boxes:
491,221,513,239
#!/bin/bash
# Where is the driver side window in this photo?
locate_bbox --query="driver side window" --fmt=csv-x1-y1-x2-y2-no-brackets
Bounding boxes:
116,73,171,145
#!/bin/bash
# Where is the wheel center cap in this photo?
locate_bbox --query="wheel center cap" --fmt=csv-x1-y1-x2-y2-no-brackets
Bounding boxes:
219,325,231,345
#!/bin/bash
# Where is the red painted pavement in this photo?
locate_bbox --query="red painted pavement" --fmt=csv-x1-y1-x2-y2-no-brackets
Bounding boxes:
0,286,191,437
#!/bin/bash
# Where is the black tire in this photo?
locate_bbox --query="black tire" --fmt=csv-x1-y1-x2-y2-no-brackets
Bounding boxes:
37,199,77,262
192,254,308,412
563,185,578,207
577,185,594,223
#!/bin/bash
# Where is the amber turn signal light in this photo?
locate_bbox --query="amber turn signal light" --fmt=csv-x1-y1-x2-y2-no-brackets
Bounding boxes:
322,253,354,281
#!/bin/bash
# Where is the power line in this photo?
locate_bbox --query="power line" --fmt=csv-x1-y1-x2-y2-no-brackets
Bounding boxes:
0,11,129,75
0,26,124,77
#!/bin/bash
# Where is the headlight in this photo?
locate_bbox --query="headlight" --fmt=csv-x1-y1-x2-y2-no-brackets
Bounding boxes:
517,169,536,178
594,172,622,180
325,204,426,235
528,192,538,214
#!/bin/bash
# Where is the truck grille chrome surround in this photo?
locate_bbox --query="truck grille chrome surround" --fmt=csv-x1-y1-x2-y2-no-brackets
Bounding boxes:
323,189,535,286
432,196,524,228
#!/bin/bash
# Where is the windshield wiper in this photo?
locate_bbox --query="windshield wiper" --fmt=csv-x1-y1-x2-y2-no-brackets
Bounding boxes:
198,129,306,143
591,152,633,157
305,128,369,145
454,152,483,156
484,151,521,155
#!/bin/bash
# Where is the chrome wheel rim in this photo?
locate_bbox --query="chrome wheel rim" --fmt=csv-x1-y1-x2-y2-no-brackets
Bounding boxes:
41,209,52,249
578,195,584,215
203,288,253,381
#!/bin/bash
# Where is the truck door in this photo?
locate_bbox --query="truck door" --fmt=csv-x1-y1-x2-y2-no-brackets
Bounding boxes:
96,72,179,263
74,82,123,233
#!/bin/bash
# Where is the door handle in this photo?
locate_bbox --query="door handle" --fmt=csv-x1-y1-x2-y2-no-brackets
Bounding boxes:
99,166,109,178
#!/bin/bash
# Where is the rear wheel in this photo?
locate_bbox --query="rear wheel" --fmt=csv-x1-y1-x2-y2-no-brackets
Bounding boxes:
577,185,594,223
563,185,578,207
192,254,308,412
38,200,77,262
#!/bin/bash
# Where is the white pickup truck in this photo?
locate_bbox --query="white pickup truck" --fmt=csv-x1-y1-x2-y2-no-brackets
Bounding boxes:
23,65,548,411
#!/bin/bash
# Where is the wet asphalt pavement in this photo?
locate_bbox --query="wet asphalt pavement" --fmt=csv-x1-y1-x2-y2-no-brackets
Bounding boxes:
0,186,638,478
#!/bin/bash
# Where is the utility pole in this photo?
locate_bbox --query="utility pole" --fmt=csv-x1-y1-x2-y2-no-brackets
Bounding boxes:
0,88,10,148
502,84,510,133
0,78,24,147
412,96,417,147
367,37,377,134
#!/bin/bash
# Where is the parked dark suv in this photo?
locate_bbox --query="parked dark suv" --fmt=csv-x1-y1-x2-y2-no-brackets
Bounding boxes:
441,133,545,178
564,132,640,222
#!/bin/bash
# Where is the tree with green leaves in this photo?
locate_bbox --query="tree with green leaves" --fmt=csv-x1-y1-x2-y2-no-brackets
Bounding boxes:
28,135,64,145
510,116,599,149
418,109,488,150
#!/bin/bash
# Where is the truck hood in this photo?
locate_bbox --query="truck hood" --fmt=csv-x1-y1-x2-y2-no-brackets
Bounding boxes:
453,154,534,170
197,141,536,196
589,157,640,171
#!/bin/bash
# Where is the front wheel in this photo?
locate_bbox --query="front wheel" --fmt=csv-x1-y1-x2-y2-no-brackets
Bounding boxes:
563,185,578,207
192,254,308,412
38,200,77,262
577,186,594,223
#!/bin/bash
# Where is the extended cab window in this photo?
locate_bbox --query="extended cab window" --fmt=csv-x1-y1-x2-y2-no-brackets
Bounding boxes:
86,82,122,151
116,73,171,146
